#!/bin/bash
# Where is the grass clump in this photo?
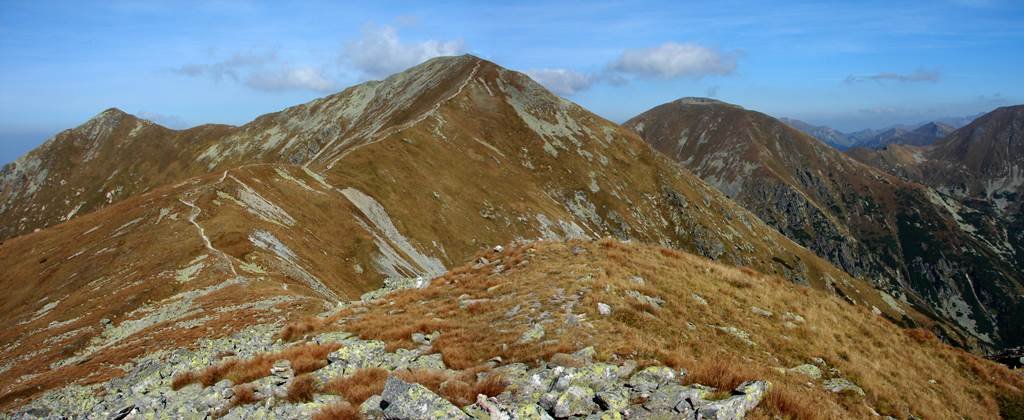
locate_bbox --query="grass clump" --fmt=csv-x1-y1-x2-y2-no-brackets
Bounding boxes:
322,367,389,406
171,342,340,389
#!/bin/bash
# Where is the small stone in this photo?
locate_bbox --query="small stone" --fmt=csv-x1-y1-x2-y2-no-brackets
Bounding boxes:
474,394,511,420
626,290,664,308
616,360,638,379
493,245,505,253
597,302,612,316
751,306,773,317
573,346,597,363
270,360,292,378
823,378,865,396
782,312,805,323
518,324,545,343
789,364,822,379
691,294,708,306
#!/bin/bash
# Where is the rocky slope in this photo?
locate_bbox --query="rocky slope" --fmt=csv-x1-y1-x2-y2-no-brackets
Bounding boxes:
849,105,1024,348
0,56,927,413
625,98,1024,352
10,240,1023,419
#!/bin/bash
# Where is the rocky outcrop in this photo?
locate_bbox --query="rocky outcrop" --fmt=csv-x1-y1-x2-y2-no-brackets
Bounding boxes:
9,278,773,419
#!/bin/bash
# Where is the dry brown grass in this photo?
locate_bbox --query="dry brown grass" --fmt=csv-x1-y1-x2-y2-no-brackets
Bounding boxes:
287,374,319,403
322,368,389,406
171,342,340,389
312,401,361,420
286,240,1024,419
752,387,823,420
229,384,259,406
683,357,760,391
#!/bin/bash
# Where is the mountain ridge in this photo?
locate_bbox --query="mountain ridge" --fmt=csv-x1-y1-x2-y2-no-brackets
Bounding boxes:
3,56,942,411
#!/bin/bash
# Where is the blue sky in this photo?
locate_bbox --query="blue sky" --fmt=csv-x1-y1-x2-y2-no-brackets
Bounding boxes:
1,0,1022,164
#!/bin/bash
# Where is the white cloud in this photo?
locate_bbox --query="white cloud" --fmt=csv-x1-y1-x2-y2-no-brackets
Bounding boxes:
845,69,940,84
526,69,599,96
343,24,465,79
246,67,336,93
137,111,190,129
173,51,338,93
172,52,276,82
609,42,737,79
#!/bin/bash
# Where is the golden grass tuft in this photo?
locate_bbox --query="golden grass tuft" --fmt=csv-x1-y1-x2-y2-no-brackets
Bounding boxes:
230,384,259,406
172,342,340,388
322,367,389,406
684,357,760,391
287,374,319,403
753,387,822,420
312,401,361,420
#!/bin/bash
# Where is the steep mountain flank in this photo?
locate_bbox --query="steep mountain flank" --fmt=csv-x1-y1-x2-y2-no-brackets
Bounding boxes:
926,106,1024,212
0,57,928,410
625,98,1024,351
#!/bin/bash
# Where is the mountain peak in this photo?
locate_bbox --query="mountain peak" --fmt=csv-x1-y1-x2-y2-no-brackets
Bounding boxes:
671,97,742,108
92,107,130,120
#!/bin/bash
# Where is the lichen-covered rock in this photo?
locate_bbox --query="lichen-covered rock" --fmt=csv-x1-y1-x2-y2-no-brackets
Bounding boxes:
627,366,676,394
696,380,770,419
554,385,599,418
328,339,387,372
823,378,865,396
514,403,554,419
518,324,545,343
643,383,689,411
595,388,629,412
789,364,822,379
361,394,385,418
380,375,469,419
554,363,620,393
315,331,353,345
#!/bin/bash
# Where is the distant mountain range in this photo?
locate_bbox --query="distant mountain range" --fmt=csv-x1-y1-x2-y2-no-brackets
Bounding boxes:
782,113,984,150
